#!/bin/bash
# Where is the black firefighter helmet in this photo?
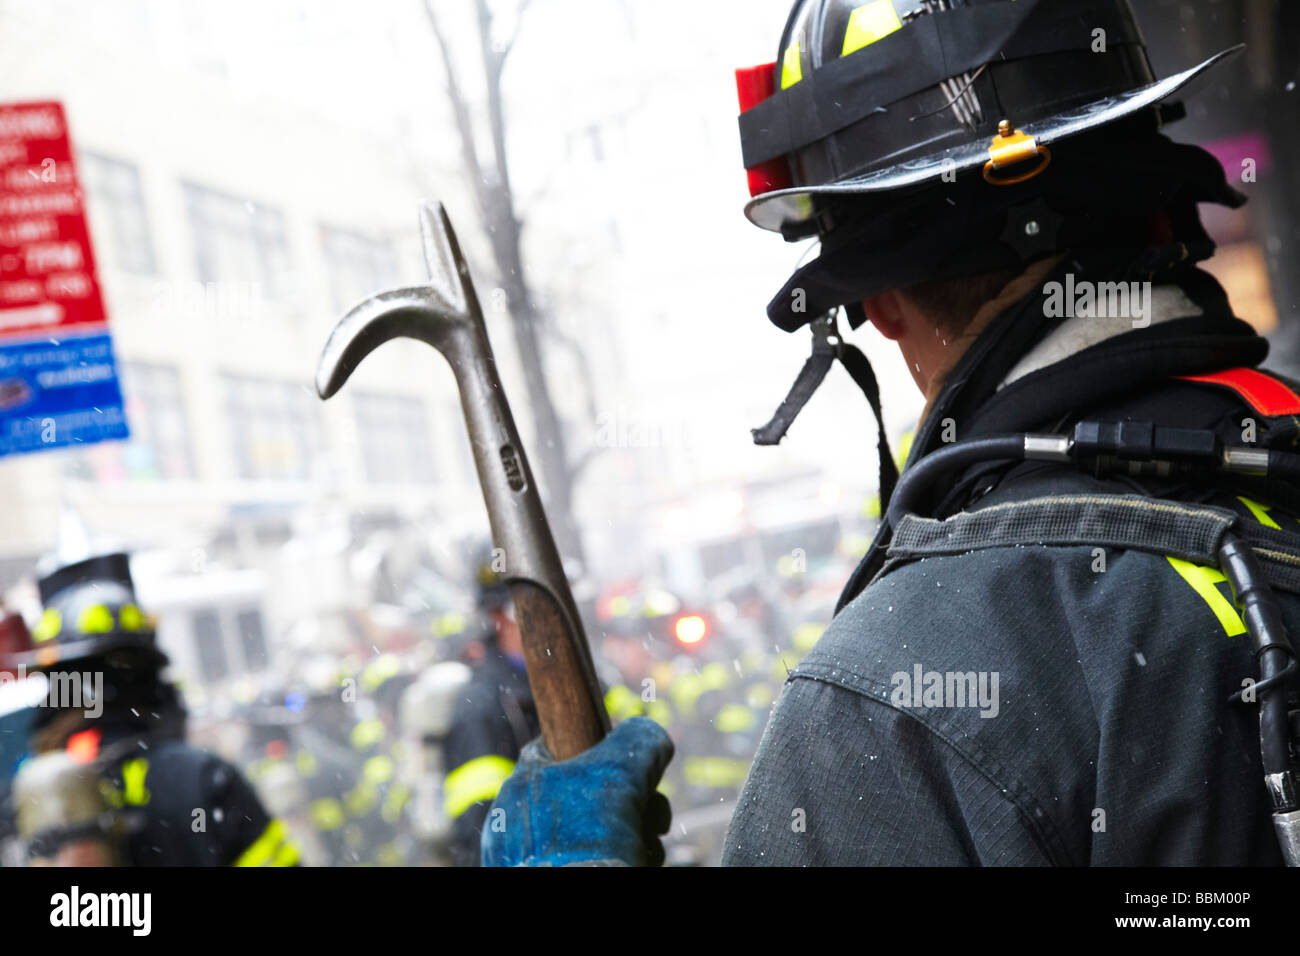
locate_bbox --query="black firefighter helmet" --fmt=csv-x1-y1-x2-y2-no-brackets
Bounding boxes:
737,0,1245,331
7,553,166,671
472,542,511,613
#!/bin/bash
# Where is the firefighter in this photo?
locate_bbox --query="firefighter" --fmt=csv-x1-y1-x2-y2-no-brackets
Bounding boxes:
288,655,369,866
397,659,472,864
340,653,418,865
0,552,298,866
442,546,540,866
483,0,1300,867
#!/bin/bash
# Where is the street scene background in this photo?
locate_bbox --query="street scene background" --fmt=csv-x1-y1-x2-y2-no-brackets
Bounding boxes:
0,0,1296,864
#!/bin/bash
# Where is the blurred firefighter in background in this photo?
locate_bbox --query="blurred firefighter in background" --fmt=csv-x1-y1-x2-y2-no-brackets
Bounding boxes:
441,544,540,866
0,552,298,866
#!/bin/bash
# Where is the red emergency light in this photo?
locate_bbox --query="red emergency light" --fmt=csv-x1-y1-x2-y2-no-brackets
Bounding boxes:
673,614,708,646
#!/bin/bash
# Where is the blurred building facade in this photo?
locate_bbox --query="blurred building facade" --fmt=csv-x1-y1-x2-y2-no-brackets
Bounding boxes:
0,0,493,705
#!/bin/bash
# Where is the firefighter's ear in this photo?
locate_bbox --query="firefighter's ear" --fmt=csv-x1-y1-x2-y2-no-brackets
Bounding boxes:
862,291,906,341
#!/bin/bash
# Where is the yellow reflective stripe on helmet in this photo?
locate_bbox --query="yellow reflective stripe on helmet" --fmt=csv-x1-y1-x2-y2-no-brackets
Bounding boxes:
1238,496,1282,530
842,0,902,56
78,604,115,635
120,758,150,806
444,754,515,819
33,608,61,643
118,603,145,632
780,40,803,90
233,819,298,867
1167,556,1247,637
309,798,345,831
716,704,758,734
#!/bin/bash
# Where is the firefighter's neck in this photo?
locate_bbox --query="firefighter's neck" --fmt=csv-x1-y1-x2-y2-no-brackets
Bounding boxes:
862,256,1064,402
861,289,958,396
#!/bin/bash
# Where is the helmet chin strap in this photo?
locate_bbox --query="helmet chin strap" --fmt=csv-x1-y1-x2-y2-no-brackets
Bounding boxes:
752,310,899,511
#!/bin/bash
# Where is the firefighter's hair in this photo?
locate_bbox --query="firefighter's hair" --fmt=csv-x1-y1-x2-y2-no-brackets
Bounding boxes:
900,268,1020,334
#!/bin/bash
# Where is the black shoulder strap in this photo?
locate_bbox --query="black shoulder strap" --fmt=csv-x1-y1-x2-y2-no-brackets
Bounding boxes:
875,492,1300,596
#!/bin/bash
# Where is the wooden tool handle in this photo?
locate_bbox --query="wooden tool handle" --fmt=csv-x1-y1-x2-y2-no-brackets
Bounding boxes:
511,582,607,760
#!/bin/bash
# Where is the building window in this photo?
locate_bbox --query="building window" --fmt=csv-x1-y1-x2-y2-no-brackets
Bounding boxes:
80,152,156,275
352,392,436,484
60,361,193,482
236,608,269,671
222,374,324,481
320,226,400,312
190,605,268,684
192,608,229,683
183,183,292,300
120,362,194,480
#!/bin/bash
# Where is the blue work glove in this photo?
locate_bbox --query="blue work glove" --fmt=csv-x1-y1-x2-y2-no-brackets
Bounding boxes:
481,717,674,867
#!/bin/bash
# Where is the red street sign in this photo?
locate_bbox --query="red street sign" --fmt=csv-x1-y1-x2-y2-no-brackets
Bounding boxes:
0,100,108,340
0,101,127,458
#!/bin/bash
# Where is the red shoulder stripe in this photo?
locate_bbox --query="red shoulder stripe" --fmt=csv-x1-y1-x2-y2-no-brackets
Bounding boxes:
1178,368,1300,417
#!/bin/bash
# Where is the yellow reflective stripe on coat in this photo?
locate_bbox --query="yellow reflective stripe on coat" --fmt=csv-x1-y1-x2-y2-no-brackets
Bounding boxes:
793,622,824,653
444,755,515,819
1238,496,1282,530
382,784,411,824
309,798,345,831
233,819,299,867
716,704,758,734
646,699,672,729
1166,556,1247,637
295,749,317,777
684,756,751,789
345,782,378,817
604,684,641,723
351,718,385,750
121,758,151,806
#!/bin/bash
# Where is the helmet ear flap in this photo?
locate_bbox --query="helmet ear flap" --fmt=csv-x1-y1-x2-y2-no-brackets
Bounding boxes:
843,301,868,330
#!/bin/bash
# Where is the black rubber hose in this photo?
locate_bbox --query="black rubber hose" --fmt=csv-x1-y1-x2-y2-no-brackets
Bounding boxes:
1268,450,1300,483
1217,534,1296,784
885,435,1027,530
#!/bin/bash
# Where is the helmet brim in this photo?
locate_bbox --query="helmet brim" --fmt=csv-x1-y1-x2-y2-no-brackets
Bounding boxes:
4,633,167,671
744,45,1244,234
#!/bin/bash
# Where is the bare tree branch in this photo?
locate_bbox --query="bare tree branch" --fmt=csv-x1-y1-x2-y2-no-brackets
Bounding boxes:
497,0,536,60
424,0,590,563
424,0,490,228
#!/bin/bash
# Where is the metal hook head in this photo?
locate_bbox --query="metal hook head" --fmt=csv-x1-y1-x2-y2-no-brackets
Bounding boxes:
315,201,479,401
